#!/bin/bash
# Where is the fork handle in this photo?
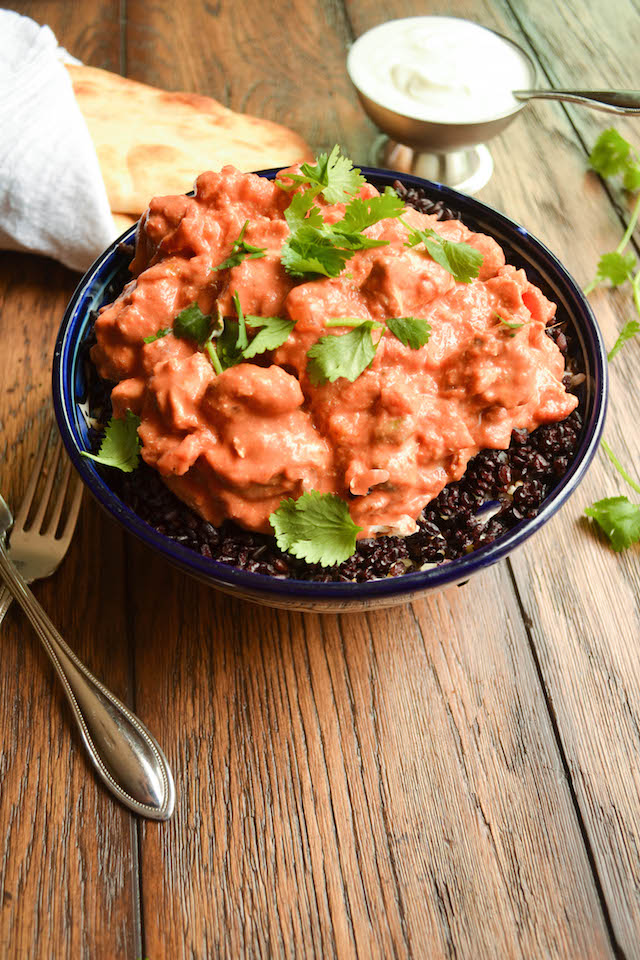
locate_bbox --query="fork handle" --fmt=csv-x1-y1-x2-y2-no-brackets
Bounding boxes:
0,583,11,625
0,543,175,820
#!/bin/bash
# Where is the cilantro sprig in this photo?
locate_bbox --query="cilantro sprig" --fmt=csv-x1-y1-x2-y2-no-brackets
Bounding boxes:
608,318,640,361
212,220,266,272
81,410,141,473
585,442,640,551
585,129,640,550
276,145,366,203
270,490,362,566
584,194,640,297
210,292,295,372
160,293,295,374
402,221,483,283
281,185,405,279
306,315,431,385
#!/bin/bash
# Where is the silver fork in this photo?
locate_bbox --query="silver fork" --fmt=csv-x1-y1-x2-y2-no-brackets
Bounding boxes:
0,424,175,820
0,426,82,624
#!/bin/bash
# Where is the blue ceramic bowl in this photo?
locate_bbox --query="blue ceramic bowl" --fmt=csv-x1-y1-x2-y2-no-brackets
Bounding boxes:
53,168,607,612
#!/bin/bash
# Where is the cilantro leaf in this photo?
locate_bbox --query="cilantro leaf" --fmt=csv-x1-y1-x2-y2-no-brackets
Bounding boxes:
284,190,324,232
243,315,295,358
81,410,141,473
329,231,388,252
281,225,353,278
280,178,403,280
608,318,640,360
585,496,640,551
278,145,365,203
280,217,388,279
173,302,214,344
404,225,483,283
212,220,266,271
589,128,632,178
270,490,362,566
624,165,640,192
386,316,431,349
143,327,172,344
307,322,378,384
335,188,405,234
594,250,636,287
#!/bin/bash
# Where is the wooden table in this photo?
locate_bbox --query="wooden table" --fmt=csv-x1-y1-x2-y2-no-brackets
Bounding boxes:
2,1,639,957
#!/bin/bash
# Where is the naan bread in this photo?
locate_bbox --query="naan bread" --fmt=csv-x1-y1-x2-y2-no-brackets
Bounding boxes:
67,65,313,215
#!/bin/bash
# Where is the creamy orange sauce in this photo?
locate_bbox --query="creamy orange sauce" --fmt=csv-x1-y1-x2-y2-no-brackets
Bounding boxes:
91,166,578,539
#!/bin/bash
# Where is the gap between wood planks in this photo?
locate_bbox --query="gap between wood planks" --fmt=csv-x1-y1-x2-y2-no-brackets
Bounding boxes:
502,2,629,956
115,3,628,956
117,7,143,957
125,542,145,960
505,560,626,960
504,0,640,255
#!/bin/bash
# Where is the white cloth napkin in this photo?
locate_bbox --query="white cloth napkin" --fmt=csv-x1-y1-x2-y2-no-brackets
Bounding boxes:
0,10,118,272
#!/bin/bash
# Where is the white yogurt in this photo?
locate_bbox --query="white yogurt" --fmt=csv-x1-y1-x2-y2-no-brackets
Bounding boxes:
347,17,534,124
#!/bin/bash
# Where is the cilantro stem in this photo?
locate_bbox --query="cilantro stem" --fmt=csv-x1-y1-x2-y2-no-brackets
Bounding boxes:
617,193,640,253
205,340,223,375
237,220,248,243
233,291,249,350
632,270,640,316
602,440,640,495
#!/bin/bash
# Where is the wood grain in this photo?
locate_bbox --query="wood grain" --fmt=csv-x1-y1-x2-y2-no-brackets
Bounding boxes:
124,2,617,956
125,0,376,158
0,256,139,956
489,3,640,956
3,0,640,957
0,7,139,958
131,552,611,959
352,0,640,955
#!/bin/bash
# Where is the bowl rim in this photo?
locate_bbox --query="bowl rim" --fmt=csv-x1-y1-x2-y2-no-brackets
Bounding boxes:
52,166,608,602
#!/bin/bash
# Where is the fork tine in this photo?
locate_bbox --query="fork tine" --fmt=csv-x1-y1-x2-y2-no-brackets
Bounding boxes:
44,456,71,536
31,436,63,533
14,423,55,528
56,474,83,550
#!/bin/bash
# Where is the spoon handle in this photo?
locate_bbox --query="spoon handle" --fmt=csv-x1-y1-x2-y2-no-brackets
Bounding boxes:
0,542,175,820
514,89,640,114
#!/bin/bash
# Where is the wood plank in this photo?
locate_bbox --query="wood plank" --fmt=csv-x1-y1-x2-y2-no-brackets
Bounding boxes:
125,0,375,157
132,552,611,959
485,1,640,955
0,253,139,957
348,0,640,953
4,0,123,71
126,1,614,955
0,4,139,956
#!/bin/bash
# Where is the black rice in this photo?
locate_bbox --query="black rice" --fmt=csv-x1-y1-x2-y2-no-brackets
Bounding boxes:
85,182,583,582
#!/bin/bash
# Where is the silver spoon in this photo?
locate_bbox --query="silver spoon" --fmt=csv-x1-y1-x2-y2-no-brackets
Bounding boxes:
514,89,640,114
0,493,175,820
